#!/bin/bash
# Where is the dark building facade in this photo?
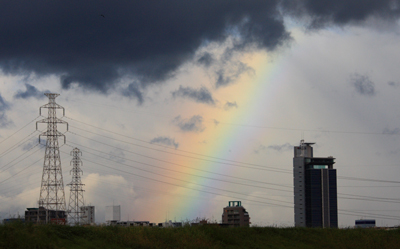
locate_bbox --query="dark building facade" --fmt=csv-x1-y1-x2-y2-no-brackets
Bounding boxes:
221,201,250,227
25,207,67,224
293,140,338,228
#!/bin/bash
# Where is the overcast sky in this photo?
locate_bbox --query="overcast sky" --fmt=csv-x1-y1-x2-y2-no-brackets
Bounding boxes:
1,1,400,227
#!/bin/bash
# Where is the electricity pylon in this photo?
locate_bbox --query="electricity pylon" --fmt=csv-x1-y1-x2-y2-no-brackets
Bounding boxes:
36,93,68,223
67,148,86,225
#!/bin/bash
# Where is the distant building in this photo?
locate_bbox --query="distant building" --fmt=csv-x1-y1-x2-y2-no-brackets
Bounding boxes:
221,201,250,227
24,207,67,224
105,205,120,224
80,206,95,225
355,219,376,228
293,140,338,228
158,221,182,228
115,221,151,227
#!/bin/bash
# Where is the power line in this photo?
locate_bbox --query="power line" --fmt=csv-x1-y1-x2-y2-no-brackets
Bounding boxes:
338,176,400,184
59,148,293,208
339,193,400,202
0,152,44,186
66,141,292,193
339,209,400,220
64,116,292,173
66,127,400,188
0,115,40,145
0,143,42,173
62,145,294,204
66,124,290,174
0,130,40,159
66,100,396,136
338,185,400,188
66,132,293,189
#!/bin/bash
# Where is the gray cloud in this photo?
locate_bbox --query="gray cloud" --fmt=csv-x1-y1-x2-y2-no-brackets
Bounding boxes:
172,86,215,105
268,143,293,152
254,143,293,154
121,82,144,105
0,94,12,128
350,74,376,96
173,115,205,133
216,61,254,88
388,81,400,87
21,137,38,151
281,0,400,29
224,101,238,111
0,1,290,93
254,145,267,154
150,136,179,149
14,84,49,99
109,148,126,164
383,127,400,135
197,52,214,68
213,119,220,126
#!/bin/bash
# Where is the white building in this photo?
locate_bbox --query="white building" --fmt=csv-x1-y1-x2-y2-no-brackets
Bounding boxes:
105,205,121,224
80,206,95,225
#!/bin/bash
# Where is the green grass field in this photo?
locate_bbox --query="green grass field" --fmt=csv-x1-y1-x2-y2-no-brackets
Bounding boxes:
1,223,399,249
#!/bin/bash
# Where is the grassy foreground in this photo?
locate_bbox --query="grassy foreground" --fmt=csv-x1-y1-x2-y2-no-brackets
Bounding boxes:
1,223,400,249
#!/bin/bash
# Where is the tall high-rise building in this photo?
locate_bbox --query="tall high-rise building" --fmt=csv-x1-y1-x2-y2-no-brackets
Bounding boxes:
293,140,338,228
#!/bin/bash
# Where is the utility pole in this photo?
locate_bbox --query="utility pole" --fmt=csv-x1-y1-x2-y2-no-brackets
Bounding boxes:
36,93,68,224
67,147,86,225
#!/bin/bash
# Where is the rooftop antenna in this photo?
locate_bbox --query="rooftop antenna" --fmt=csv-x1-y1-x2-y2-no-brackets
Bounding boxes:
299,139,306,157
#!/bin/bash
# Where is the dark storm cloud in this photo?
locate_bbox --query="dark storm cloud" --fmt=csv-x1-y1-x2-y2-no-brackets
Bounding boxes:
224,101,238,111
150,136,179,149
121,82,144,105
173,115,205,133
350,74,376,96
172,86,215,105
0,1,290,92
14,84,49,99
281,0,400,28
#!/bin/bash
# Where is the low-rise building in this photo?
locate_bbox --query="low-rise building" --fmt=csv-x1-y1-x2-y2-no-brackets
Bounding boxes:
355,219,376,228
221,201,250,227
25,207,67,224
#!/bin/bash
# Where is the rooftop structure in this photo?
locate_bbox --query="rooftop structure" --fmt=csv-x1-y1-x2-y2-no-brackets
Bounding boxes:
355,219,376,228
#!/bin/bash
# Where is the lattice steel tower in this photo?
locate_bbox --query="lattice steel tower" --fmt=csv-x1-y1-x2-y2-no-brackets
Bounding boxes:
36,93,68,216
67,148,85,225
